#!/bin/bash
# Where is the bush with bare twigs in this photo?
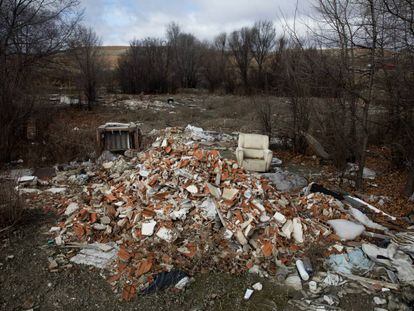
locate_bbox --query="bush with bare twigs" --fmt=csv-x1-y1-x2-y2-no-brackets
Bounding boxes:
0,181,24,232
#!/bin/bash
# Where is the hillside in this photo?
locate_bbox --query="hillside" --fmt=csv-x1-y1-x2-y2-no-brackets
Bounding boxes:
98,46,129,69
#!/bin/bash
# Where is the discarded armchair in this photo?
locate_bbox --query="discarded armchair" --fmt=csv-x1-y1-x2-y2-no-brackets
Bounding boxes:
236,133,272,172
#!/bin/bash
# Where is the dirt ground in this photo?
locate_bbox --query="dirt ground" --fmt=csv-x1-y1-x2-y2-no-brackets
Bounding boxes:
0,209,376,311
1,93,412,310
17,94,281,166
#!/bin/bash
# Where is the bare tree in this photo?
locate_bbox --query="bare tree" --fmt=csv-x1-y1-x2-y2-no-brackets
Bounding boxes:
202,32,228,92
69,26,104,110
380,0,414,195
118,37,172,94
228,27,253,93
251,20,276,89
0,0,80,162
282,41,313,154
167,22,203,89
312,0,385,189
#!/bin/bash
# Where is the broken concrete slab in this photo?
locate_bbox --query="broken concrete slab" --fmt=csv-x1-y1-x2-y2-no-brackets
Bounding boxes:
207,183,221,199
156,227,176,243
19,188,42,194
185,184,198,194
303,132,331,160
141,220,157,236
65,202,79,216
45,187,67,194
70,243,118,269
222,188,239,201
17,176,36,183
198,198,217,220
10,168,34,178
346,163,377,179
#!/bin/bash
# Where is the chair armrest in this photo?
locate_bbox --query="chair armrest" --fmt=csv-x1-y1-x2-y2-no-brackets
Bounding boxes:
236,147,244,166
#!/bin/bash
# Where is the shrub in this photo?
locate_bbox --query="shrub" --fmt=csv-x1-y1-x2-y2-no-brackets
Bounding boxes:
0,181,24,231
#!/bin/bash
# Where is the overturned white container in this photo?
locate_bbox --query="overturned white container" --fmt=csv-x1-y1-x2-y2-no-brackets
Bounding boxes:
244,288,254,300
296,259,309,281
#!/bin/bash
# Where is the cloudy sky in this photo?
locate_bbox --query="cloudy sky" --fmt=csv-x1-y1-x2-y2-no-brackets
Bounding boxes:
80,0,312,46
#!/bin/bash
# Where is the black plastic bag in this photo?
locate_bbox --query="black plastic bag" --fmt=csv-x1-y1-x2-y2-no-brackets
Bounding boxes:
141,270,188,295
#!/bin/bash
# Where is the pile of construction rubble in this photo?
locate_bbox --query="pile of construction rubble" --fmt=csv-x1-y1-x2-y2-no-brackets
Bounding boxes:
15,126,414,303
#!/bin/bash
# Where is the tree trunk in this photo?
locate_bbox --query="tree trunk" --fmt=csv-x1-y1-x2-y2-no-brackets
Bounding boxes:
356,132,368,189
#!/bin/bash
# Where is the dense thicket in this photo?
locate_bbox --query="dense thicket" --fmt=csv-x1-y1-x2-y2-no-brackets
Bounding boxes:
0,0,81,162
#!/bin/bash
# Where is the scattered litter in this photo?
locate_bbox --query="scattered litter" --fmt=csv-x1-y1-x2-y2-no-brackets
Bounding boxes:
323,273,344,286
362,242,414,284
323,294,338,306
296,259,310,281
186,184,198,194
373,297,387,305
271,157,283,166
244,288,254,300
292,218,304,243
327,248,374,275
174,276,190,290
199,198,217,220
252,282,263,291
275,266,289,282
308,281,318,293
285,275,302,290
222,187,239,201
141,270,188,294
19,188,42,194
273,212,287,224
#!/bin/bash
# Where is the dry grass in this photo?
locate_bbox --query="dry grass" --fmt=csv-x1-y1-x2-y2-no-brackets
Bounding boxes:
45,122,96,163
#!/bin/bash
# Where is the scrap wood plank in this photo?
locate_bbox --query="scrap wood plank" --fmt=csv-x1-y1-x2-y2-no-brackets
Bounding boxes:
340,273,399,290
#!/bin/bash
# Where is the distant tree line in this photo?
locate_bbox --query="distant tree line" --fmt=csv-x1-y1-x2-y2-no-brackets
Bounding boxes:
0,0,413,197
116,2,414,195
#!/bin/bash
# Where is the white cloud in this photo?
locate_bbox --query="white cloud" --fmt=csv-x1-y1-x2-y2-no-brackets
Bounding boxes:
80,0,313,45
